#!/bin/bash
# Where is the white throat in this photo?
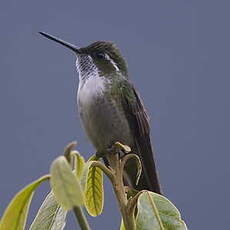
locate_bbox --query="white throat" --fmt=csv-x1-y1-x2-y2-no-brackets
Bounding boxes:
76,55,109,104
76,55,99,85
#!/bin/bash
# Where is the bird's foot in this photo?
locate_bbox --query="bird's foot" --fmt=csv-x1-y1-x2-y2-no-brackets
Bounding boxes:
96,142,132,159
105,142,132,159
95,151,104,159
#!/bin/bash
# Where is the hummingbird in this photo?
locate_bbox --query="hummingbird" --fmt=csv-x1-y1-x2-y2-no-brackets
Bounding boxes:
39,32,162,194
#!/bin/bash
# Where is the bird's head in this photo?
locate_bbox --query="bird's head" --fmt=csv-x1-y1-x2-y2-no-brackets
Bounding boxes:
39,32,128,81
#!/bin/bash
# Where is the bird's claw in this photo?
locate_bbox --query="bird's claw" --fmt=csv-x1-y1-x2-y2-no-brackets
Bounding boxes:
96,142,131,159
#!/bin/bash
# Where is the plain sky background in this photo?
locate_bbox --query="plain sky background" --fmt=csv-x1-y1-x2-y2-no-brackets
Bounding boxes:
1,0,229,229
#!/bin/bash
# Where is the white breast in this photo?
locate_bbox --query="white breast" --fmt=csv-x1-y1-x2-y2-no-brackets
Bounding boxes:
77,75,107,108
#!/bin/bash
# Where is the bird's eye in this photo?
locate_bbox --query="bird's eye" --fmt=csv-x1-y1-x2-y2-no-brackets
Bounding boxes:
95,52,106,59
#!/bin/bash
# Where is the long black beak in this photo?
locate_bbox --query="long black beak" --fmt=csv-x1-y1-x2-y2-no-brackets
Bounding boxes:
39,32,80,54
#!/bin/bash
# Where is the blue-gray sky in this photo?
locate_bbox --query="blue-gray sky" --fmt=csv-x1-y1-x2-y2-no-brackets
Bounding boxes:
1,0,229,229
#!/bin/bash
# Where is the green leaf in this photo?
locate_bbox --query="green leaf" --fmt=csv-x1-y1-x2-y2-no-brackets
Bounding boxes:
120,219,126,230
29,192,67,230
71,151,85,179
88,154,98,162
0,175,49,230
84,161,104,217
136,191,187,230
80,155,98,190
50,156,84,210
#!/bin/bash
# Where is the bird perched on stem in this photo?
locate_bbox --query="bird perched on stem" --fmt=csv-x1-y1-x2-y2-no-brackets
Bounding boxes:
39,32,162,194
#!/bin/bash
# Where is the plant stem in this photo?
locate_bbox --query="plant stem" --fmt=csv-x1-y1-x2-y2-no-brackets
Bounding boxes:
108,153,136,230
73,206,91,230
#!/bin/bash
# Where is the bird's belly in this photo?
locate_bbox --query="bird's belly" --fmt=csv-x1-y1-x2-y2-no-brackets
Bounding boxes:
78,92,133,153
